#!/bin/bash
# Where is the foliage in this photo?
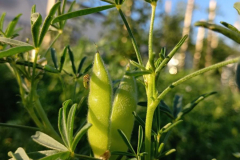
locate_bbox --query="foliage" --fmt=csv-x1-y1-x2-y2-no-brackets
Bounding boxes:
0,0,240,160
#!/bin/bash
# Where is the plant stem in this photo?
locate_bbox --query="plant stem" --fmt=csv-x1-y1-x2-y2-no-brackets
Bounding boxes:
144,57,240,159
0,123,39,131
32,89,62,142
43,31,62,57
145,2,157,160
148,2,156,69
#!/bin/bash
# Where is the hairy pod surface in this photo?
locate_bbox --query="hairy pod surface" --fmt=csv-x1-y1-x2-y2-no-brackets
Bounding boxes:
87,52,113,157
110,71,137,156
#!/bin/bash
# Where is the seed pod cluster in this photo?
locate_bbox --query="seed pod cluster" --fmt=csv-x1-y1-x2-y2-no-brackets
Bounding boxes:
87,53,137,159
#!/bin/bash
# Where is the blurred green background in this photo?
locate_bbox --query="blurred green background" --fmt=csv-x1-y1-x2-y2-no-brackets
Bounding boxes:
1,0,240,160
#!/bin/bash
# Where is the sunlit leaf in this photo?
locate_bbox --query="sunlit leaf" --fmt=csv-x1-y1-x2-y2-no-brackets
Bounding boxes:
31,131,67,151
0,37,33,46
137,126,143,154
0,46,34,58
8,147,30,160
71,123,92,151
0,12,6,31
31,13,42,47
5,14,22,37
39,151,70,160
67,104,77,145
38,2,61,46
126,70,151,77
234,2,240,15
52,5,115,23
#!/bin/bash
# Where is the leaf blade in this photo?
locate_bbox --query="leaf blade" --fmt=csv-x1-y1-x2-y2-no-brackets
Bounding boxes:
0,46,34,58
52,5,115,23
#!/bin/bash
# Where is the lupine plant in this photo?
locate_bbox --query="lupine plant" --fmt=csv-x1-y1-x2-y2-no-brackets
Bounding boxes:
1,0,240,160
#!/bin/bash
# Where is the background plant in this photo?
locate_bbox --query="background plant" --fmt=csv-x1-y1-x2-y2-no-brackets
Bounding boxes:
0,0,240,160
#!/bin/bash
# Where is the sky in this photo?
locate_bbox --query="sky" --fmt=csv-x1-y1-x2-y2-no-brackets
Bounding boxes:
162,0,240,45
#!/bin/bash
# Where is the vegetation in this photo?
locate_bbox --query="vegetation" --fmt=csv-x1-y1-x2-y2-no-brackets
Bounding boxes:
0,0,240,160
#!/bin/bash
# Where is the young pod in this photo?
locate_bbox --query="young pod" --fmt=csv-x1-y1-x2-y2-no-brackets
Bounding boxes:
110,66,137,156
87,53,113,158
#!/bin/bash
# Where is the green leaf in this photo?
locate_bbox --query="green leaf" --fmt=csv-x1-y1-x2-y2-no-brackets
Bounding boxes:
177,92,217,119
43,64,60,73
233,152,240,158
71,123,92,151
59,46,68,72
52,5,115,23
31,5,36,15
100,0,115,4
156,35,188,73
67,104,77,146
0,12,6,31
67,46,76,74
132,111,145,129
220,21,240,33
58,100,72,148
137,126,143,154
159,149,176,158
130,60,146,70
158,101,174,119
126,70,151,77
117,129,136,155
82,63,93,74
77,56,87,74
51,48,58,69
161,120,183,133
111,151,135,157
8,147,30,160
38,2,61,46
61,0,76,29
31,13,42,47
5,14,22,37
39,151,70,160
31,131,68,151
173,95,182,118
0,46,34,58
234,2,240,15
0,37,33,46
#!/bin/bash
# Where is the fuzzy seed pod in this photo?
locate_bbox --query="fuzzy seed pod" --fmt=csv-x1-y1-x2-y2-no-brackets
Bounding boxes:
87,52,113,158
110,67,137,156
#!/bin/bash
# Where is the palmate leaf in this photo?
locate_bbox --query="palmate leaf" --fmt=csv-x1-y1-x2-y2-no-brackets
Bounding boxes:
52,5,115,23
0,46,34,58
31,131,68,151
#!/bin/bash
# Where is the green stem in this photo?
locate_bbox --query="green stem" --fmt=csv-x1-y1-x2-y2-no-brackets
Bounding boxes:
0,123,39,131
43,31,62,57
144,57,240,159
32,89,62,142
148,2,156,69
145,3,157,160
118,8,143,66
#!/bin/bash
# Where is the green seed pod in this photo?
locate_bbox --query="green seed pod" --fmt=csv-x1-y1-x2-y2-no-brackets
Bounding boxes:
110,66,137,156
87,52,113,158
